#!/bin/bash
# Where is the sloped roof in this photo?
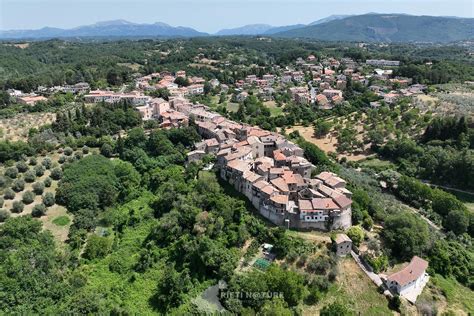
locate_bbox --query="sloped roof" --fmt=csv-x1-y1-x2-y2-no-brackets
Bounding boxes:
387,256,428,287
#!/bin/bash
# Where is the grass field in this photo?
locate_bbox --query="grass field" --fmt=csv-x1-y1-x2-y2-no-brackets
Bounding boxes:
263,101,284,117
359,158,396,171
417,274,474,315
303,258,393,315
447,189,474,212
52,215,71,226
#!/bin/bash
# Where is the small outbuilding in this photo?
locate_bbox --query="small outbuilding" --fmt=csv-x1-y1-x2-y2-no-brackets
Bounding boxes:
335,233,352,257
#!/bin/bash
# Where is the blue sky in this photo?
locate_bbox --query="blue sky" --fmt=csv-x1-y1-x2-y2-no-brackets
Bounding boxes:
1,0,473,32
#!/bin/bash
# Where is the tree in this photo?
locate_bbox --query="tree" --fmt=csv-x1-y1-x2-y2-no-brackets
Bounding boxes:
24,170,36,183
44,177,52,187
0,216,67,313
32,203,47,217
0,209,9,222
34,165,45,177
346,226,364,247
320,302,353,316
50,168,63,180
5,167,18,179
100,143,113,158
383,212,430,259
174,76,190,87
445,209,469,235
43,192,56,207
314,120,332,138
152,265,192,312
32,182,45,195
12,179,25,192
11,201,24,213
63,147,73,156
4,188,15,200
42,157,53,169
82,234,112,260
22,191,35,204
16,161,29,173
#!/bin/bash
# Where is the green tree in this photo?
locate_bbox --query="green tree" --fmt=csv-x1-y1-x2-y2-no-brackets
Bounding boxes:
346,226,364,247
82,234,112,260
383,212,430,259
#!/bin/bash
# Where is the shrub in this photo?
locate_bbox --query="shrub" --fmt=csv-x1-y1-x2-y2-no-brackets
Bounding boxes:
0,209,9,222
16,161,29,173
12,179,25,192
83,235,112,260
74,152,83,160
100,143,113,158
43,177,52,187
24,170,36,183
32,203,47,217
0,176,6,187
82,146,90,154
64,147,73,156
34,165,45,177
42,157,52,169
5,167,19,179
52,215,70,226
32,182,45,195
0,197,3,208
4,188,15,199
58,155,67,164
347,226,365,247
50,168,63,180
22,191,36,204
43,192,55,207
29,157,37,166
11,201,24,213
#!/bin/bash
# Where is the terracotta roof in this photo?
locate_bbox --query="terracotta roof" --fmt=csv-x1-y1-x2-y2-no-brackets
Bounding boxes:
253,180,270,190
271,194,289,205
243,171,261,183
282,171,298,184
227,160,250,172
325,176,346,188
298,199,313,210
261,185,277,196
205,138,219,147
273,150,287,161
311,198,339,210
269,168,286,175
387,256,428,287
316,171,337,181
271,177,289,192
335,233,351,244
332,194,352,209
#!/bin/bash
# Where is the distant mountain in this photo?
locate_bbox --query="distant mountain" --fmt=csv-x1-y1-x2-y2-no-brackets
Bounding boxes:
263,24,306,35
0,20,207,39
215,24,274,36
274,14,474,43
2,14,472,42
309,15,352,25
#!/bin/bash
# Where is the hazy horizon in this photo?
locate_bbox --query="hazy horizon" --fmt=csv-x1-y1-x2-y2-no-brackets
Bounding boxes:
1,0,473,33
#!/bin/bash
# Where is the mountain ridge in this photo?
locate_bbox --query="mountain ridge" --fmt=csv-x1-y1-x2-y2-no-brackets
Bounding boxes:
0,20,208,39
1,14,473,42
273,14,474,43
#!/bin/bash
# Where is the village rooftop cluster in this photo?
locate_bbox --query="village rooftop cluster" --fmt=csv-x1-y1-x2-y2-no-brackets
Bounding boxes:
4,52,433,303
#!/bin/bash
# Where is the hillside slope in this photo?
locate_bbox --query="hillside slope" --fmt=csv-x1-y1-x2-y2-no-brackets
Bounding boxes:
274,14,474,42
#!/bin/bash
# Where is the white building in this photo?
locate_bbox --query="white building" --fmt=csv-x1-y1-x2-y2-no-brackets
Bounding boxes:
385,256,429,302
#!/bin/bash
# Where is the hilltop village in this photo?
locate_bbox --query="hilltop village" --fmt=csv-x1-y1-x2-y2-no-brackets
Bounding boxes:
2,39,473,315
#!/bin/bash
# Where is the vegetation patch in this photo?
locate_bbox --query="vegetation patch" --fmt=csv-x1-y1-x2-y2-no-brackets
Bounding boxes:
52,215,70,226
